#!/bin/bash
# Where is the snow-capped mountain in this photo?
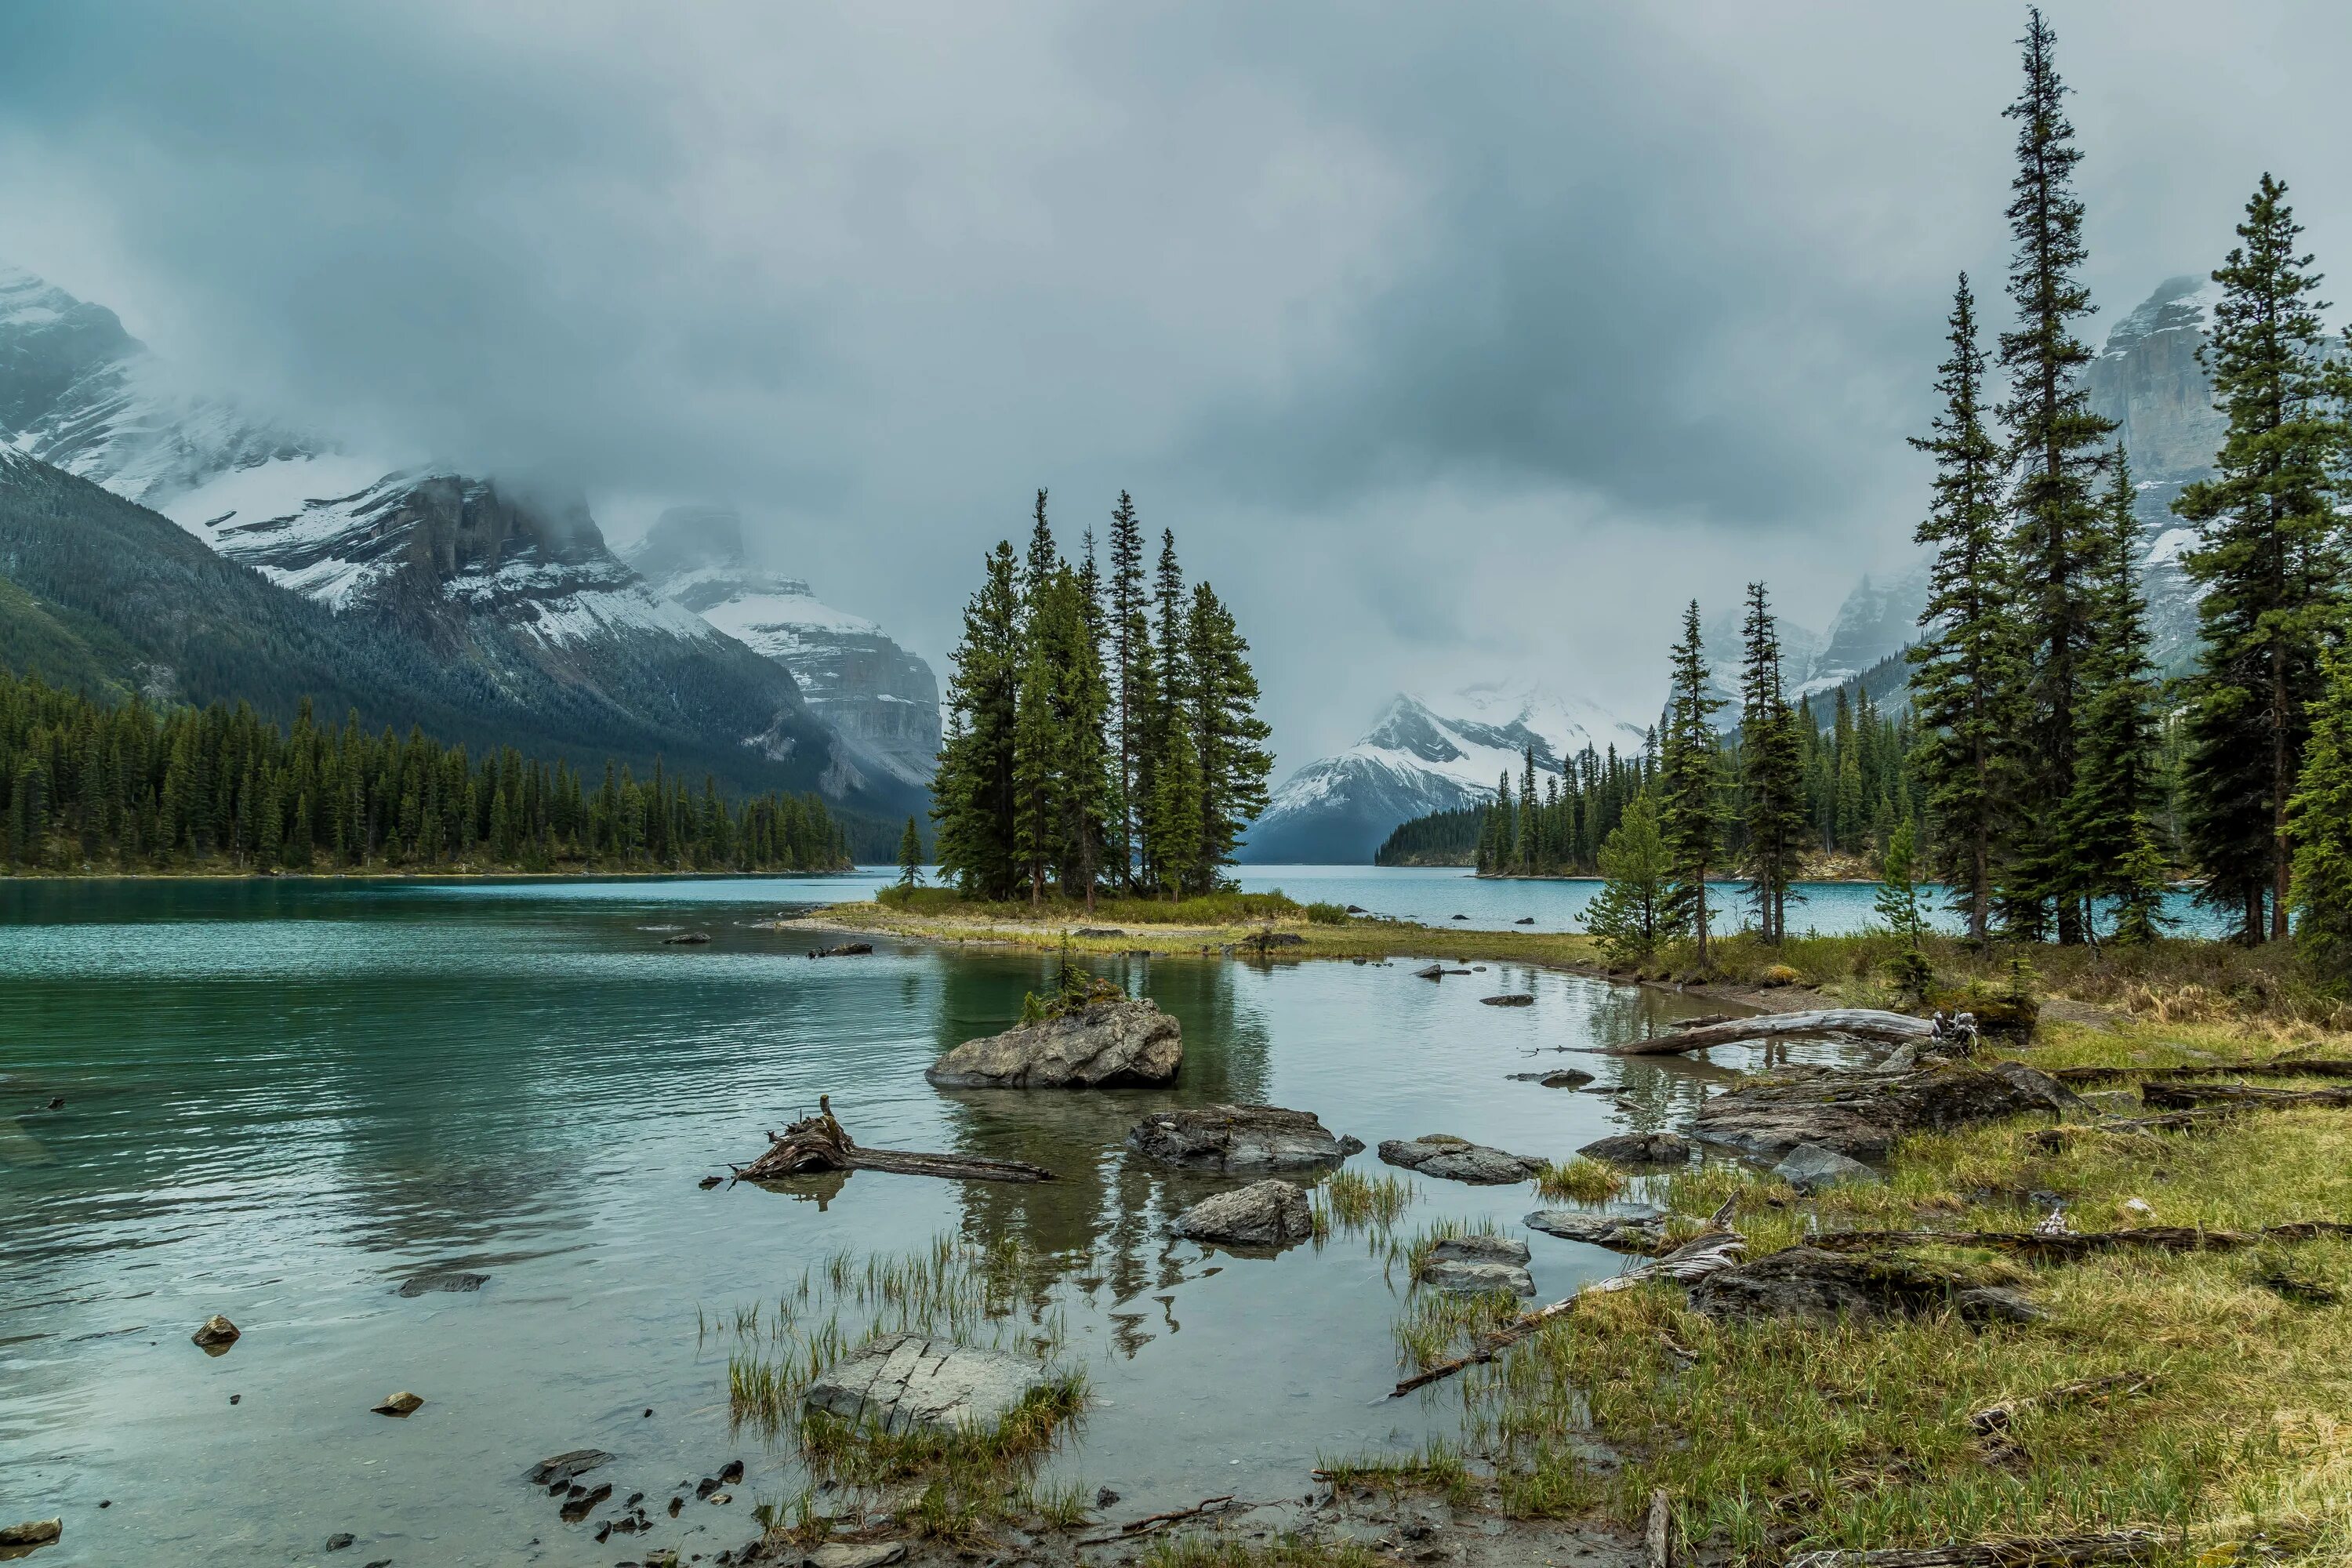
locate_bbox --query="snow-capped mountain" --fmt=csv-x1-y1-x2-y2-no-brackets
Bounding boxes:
1242,684,1646,863
1795,564,1930,700
625,505,941,789
0,260,919,815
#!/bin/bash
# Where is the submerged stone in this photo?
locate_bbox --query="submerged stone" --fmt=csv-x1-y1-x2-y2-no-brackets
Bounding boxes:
1379,1134,1546,1185
1127,1105,1359,1172
1418,1234,1534,1296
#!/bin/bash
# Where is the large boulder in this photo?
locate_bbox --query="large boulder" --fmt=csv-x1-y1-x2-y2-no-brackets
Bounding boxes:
1126,1105,1361,1172
1379,1134,1546,1185
804,1333,1056,1435
1691,1061,2086,1160
1577,1131,1691,1167
1418,1234,1535,1296
1688,1247,2044,1325
1171,1179,1315,1247
925,999,1181,1088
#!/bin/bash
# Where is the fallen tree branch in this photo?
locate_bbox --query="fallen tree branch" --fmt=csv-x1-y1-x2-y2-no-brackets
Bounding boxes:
2028,1109,2241,1149
1805,1221,2352,1261
735,1101,1057,1185
1967,1373,2152,1435
1075,1495,1243,1543
1607,1009,1933,1057
2051,1058,2352,1086
2138,1082,2352,1112
1388,1230,1746,1397
1781,1531,2159,1567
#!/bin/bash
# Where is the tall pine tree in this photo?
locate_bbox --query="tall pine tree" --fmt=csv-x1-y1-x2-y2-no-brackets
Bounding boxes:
1996,7,2114,944
1658,601,1726,969
1908,273,2018,945
1737,583,1807,942
931,541,1023,898
1105,492,1152,891
2175,174,2349,942
1185,581,1275,890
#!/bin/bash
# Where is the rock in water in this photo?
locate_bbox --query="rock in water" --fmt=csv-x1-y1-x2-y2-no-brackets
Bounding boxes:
1379,1134,1546,1185
1413,964,1445,980
1418,1234,1535,1296
191,1314,241,1350
1127,1105,1361,1171
526,1449,615,1486
1692,1061,2086,1160
1688,1246,2045,1325
804,1333,1056,1435
1523,1206,1668,1252
1577,1131,1693,1166
1479,994,1534,1007
1773,1143,1882,1192
1171,1179,1316,1247
0,1519,61,1550
371,1391,424,1417
1507,1069,1595,1088
662,931,713,945
396,1270,488,1297
925,999,1181,1088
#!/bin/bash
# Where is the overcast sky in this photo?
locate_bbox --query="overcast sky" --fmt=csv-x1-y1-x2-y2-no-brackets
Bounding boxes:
4,2,2347,771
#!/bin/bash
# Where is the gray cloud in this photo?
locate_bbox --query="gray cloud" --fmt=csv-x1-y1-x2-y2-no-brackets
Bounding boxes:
4,1,2350,768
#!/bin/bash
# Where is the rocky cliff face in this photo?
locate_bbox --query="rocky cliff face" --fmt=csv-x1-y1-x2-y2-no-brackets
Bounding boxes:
2085,275,2227,677
626,506,941,789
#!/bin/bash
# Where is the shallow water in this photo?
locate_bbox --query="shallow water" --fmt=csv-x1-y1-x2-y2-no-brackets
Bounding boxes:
4,875,1855,1566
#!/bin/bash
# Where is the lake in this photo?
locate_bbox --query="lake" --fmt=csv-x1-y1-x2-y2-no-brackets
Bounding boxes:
0,866,2169,1565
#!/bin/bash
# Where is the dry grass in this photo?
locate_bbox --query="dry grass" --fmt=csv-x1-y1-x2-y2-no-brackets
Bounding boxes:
1415,1061,2352,1564
1530,1156,1626,1204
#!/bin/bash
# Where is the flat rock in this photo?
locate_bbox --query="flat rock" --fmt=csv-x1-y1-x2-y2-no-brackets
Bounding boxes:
1692,1061,2088,1160
1688,1246,2046,1325
1507,1069,1595,1088
804,1332,1053,1435
526,1448,615,1486
926,998,1181,1087
810,1544,909,1568
397,1270,488,1297
1479,994,1535,1007
1171,1179,1316,1247
1577,1131,1691,1167
1418,1234,1534,1296
1378,1134,1545,1185
811,942,873,957
1413,964,1445,980
1127,1105,1360,1172
1773,1143,1882,1192
1524,1205,1668,1252
662,931,713,945
0,1520,61,1549
1074,927,1124,938
191,1314,240,1349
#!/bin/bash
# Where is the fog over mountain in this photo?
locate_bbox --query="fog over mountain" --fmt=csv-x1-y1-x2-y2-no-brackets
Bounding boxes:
4,2,2349,774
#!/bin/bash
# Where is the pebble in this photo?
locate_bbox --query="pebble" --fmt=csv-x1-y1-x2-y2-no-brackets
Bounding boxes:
371,1391,423,1417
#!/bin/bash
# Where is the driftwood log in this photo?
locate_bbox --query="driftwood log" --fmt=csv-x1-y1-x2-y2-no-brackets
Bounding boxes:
734,1101,1057,1185
1782,1532,2158,1568
1388,1227,1747,1397
2138,1081,2352,1112
2052,1058,2352,1086
1609,1010,1935,1057
1803,1221,2352,1261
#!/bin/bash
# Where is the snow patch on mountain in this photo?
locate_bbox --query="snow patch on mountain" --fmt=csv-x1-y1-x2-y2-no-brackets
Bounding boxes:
1243,684,1645,863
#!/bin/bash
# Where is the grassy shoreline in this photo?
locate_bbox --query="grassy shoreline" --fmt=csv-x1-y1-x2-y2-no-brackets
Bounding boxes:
793,889,2352,1566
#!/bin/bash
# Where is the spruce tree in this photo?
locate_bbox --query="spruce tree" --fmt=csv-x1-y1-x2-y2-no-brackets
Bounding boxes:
1583,794,1673,965
1658,601,1726,968
1907,273,2017,945
897,815,924,887
1140,530,1189,892
1148,701,1203,896
2066,449,2171,940
1996,8,2116,944
2175,174,2348,942
931,541,1023,898
1105,492,1152,891
1052,561,1115,908
1185,581,1274,887
2288,644,2352,979
1011,585,1065,906
1738,583,1807,942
